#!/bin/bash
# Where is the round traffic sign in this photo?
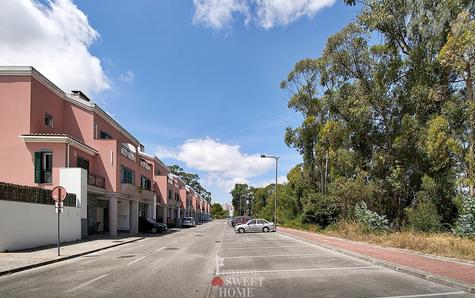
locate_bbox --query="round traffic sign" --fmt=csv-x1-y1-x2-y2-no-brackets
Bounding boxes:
52,186,67,202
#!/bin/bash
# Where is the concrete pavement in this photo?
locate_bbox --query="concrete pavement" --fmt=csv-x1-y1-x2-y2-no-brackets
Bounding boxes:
209,223,474,297
0,222,224,297
0,221,473,297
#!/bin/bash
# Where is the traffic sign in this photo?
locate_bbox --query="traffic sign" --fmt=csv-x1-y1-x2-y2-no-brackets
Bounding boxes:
52,186,67,202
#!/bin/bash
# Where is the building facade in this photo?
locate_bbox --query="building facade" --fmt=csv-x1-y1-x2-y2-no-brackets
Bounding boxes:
0,66,210,238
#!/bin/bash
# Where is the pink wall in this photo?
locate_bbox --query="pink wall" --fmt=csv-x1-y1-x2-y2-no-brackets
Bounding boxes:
29,78,65,134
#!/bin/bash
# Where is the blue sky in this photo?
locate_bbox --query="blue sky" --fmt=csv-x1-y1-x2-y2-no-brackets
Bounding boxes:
2,0,359,203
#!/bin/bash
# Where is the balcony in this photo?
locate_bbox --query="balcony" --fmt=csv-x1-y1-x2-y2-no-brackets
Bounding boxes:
120,144,136,162
88,172,105,188
140,159,151,171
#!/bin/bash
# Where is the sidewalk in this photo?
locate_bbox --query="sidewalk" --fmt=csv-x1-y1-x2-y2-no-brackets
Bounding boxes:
0,234,144,276
278,227,475,293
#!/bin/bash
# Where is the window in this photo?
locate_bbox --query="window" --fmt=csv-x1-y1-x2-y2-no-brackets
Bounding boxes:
175,193,180,201
168,190,172,200
45,113,53,128
141,176,151,191
156,169,161,176
120,166,135,184
34,151,52,183
99,130,112,139
77,157,89,172
247,220,256,225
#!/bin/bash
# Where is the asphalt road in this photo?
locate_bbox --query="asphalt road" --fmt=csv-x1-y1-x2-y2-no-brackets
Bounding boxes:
0,220,472,298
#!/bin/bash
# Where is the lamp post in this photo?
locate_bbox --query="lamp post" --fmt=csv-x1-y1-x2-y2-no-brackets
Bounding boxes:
261,154,279,231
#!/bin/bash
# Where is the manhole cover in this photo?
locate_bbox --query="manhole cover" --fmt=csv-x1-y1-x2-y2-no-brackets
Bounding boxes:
165,247,178,250
117,255,136,258
215,241,221,243
194,234,204,237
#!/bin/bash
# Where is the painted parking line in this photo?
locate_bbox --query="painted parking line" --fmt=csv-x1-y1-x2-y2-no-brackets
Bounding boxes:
170,240,177,245
65,274,108,293
126,256,146,266
155,246,166,252
222,245,308,251
376,291,466,298
222,253,325,259
219,266,381,275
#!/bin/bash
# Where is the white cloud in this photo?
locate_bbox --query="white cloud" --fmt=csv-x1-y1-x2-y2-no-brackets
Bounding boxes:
156,138,273,191
119,70,135,82
256,175,288,187
192,0,250,30
0,0,109,94
192,0,336,30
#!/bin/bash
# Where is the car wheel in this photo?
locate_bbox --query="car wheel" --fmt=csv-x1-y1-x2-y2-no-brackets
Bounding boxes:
262,227,269,233
151,227,158,234
238,228,245,234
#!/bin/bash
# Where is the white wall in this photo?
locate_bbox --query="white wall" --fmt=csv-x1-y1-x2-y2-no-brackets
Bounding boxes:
117,199,130,231
60,167,87,219
0,200,81,252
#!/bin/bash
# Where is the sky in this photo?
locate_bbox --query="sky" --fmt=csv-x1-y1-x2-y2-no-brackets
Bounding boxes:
1,0,359,203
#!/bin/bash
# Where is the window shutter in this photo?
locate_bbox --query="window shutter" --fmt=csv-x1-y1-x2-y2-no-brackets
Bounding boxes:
34,152,42,183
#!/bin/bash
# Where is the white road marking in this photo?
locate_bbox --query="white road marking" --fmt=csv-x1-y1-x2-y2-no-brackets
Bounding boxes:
171,240,177,245
65,274,108,293
223,245,308,251
376,291,466,298
155,246,166,252
222,253,324,259
219,266,380,275
126,256,146,266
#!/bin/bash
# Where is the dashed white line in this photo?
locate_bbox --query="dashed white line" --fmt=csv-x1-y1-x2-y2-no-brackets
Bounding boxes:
171,240,177,245
126,256,146,266
65,274,108,293
155,246,166,252
376,291,466,298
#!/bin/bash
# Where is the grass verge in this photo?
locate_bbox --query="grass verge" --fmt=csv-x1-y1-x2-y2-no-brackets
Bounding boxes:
281,220,475,262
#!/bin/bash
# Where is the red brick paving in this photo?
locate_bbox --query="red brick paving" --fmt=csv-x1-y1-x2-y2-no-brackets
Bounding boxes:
278,227,475,285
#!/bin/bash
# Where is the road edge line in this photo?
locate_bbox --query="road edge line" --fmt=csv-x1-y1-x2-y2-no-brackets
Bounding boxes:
0,237,145,277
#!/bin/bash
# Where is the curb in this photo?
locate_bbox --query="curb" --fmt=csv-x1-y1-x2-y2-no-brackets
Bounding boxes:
278,229,475,294
0,237,145,277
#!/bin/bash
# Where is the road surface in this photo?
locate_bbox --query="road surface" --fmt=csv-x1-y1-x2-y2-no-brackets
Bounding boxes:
0,220,472,297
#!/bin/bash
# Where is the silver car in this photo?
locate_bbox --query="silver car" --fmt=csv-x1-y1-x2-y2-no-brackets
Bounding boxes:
234,219,275,233
182,217,196,227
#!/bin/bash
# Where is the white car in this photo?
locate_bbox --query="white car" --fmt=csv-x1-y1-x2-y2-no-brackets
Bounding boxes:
182,217,196,227
234,219,275,233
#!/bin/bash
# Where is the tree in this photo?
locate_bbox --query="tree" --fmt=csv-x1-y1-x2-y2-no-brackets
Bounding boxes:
169,165,212,202
211,203,228,219
230,184,253,216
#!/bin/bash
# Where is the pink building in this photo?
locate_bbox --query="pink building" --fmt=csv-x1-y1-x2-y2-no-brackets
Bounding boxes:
0,66,210,237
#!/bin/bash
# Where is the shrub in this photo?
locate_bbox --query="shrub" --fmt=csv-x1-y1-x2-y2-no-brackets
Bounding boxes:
301,193,339,228
453,195,475,237
354,201,389,233
405,201,442,232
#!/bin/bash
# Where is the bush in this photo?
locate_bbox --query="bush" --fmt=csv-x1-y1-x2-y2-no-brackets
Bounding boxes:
354,201,389,233
301,193,339,228
405,201,442,232
453,195,475,237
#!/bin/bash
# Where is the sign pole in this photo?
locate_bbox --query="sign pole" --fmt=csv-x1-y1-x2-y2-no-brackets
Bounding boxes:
57,187,61,256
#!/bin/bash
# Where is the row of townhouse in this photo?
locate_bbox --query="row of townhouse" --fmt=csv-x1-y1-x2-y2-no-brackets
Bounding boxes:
0,66,210,238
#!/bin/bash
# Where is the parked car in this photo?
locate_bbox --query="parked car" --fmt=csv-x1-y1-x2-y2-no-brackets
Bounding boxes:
182,217,196,227
231,216,251,227
234,219,275,233
139,217,168,234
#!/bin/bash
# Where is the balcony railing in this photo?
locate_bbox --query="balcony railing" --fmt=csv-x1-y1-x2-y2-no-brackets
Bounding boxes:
88,172,105,188
140,159,152,171
120,145,136,161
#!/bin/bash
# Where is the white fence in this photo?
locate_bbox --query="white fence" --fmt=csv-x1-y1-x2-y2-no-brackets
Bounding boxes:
0,200,81,252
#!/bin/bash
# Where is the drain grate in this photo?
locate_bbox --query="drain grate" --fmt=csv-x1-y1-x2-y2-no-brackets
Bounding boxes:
215,240,221,243
112,240,125,243
194,234,204,237
117,255,136,258
165,247,178,250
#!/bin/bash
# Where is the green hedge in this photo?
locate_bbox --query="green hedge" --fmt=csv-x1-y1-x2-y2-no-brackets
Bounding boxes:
0,182,76,207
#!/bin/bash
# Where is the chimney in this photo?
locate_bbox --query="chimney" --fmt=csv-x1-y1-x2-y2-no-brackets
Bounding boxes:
71,90,91,102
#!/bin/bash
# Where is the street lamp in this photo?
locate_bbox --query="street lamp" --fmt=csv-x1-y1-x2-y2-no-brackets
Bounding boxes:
261,154,279,231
